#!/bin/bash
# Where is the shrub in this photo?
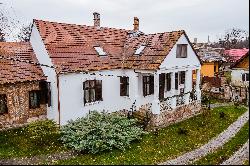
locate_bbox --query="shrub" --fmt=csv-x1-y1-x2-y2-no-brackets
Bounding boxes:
60,111,146,154
177,128,188,135
219,112,226,119
23,120,60,146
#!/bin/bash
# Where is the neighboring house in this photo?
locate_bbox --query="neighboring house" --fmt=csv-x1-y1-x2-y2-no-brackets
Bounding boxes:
0,42,48,128
29,13,202,127
231,51,249,87
199,51,226,78
224,48,249,63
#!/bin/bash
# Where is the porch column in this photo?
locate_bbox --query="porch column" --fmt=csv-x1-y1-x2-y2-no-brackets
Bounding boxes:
196,69,201,101
184,70,192,104
152,72,160,114
170,72,176,108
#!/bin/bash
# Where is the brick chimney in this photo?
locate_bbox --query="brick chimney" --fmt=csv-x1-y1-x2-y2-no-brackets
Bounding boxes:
93,12,100,28
133,17,139,31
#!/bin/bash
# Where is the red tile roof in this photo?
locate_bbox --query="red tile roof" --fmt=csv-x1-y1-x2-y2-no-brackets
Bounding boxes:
224,48,249,61
0,42,46,84
33,19,194,73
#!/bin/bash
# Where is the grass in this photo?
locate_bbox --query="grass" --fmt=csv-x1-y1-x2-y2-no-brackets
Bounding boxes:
0,126,66,159
48,106,247,165
193,121,249,165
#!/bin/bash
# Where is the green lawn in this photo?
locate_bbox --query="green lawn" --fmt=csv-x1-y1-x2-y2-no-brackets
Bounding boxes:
0,127,66,159
51,106,247,165
193,121,249,165
0,105,247,165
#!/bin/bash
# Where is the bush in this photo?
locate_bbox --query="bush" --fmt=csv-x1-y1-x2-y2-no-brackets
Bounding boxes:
177,128,188,135
23,120,60,146
60,111,146,154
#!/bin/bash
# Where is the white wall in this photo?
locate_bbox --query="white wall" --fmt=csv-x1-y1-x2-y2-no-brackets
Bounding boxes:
30,25,59,123
58,69,155,125
231,69,249,86
159,34,201,97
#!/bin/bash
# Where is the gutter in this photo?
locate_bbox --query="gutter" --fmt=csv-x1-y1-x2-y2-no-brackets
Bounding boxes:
56,74,61,126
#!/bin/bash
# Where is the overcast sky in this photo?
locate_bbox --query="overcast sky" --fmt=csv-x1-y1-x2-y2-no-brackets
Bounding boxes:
0,0,249,42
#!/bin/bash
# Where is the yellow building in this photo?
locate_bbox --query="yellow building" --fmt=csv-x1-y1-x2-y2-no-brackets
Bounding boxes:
201,61,220,77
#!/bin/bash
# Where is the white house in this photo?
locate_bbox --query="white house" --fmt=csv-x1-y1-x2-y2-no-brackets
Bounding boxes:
30,13,202,127
231,52,249,87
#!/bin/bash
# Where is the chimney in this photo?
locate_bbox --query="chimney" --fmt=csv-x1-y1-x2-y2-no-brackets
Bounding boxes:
93,12,100,28
194,38,197,44
133,17,139,31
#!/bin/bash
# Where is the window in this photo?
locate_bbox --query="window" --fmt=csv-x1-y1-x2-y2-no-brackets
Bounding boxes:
29,91,41,109
83,80,102,104
94,46,107,56
176,44,188,58
179,71,185,84
166,73,171,91
242,73,249,82
214,65,217,73
175,73,179,90
0,94,8,115
120,77,129,96
143,75,154,96
39,81,51,107
135,45,146,55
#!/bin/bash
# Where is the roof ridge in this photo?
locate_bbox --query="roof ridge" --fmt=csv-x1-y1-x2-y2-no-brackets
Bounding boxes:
33,19,130,32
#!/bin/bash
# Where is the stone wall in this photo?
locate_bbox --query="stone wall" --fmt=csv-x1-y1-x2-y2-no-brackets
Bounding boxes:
0,81,47,129
150,101,202,128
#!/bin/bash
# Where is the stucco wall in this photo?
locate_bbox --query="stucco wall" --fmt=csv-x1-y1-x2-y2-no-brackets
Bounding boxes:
231,69,249,87
201,62,218,77
0,82,47,128
30,25,59,122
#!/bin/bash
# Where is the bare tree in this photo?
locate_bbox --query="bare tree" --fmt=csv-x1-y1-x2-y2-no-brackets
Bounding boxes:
219,28,249,49
18,23,32,42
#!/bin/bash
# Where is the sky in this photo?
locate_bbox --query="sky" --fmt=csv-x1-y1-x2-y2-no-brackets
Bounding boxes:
0,0,249,42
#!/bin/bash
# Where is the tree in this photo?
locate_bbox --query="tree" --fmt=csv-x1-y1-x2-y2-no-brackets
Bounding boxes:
18,23,32,42
219,28,249,49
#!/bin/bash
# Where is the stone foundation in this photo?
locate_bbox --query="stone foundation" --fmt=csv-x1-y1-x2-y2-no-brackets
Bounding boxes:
0,81,47,129
150,101,202,128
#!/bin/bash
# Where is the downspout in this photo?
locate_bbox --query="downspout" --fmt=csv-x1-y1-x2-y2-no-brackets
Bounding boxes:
56,74,61,126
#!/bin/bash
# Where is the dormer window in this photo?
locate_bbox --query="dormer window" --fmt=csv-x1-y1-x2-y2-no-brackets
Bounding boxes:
135,45,146,55
94,46,107,56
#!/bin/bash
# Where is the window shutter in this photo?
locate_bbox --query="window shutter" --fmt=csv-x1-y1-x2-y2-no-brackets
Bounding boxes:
242,74,245,81
175,73,178,90
95,80,102,101
143,76,146,96
246,73,249,81
47,82,51,107
150,76,154,94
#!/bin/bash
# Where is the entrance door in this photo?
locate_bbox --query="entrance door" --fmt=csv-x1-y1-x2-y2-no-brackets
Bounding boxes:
159,73,165,100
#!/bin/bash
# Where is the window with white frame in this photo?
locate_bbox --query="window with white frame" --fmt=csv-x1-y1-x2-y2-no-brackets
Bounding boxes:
120,77,129,97
165,73,171,91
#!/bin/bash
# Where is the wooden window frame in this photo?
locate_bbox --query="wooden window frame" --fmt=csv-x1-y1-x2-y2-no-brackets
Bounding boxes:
176,44,188,58
175,73,179,90
166,73,171,91
0,94,8,115
39,81,52,107
83,80,102,104
29,91,41,109
120,77,129,97
179,71,186,85
143,75,154,96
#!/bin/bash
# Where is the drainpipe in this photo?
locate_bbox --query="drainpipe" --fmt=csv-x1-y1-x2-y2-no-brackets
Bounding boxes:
56,74,61,126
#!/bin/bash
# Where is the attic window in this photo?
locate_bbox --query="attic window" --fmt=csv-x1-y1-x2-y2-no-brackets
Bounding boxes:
94,46,107,56
135,45,146,55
